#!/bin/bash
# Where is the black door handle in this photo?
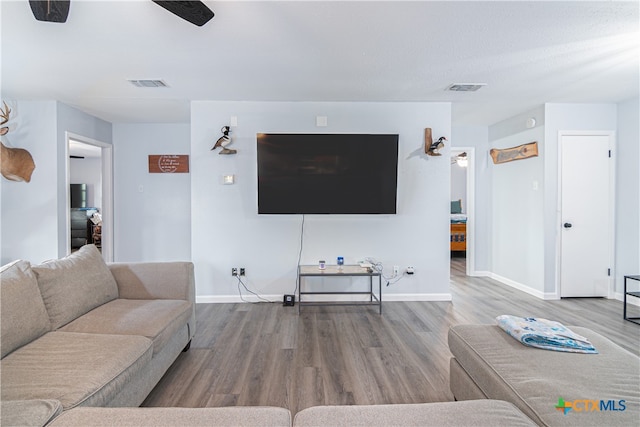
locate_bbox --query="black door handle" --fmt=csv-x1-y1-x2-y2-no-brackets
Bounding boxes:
564,223,572,228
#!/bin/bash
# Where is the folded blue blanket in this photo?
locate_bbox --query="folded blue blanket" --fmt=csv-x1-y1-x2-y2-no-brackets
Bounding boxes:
495,315,598,354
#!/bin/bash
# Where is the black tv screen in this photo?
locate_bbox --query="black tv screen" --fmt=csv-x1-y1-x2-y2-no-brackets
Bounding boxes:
70,183,87,208
257,133,399,214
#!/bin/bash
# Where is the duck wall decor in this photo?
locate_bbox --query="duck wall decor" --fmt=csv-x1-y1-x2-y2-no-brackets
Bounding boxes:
427,136,447,156
211,126,237,155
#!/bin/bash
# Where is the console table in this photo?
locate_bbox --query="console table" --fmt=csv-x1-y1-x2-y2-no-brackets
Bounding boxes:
624,275,640,325
297,265,382,314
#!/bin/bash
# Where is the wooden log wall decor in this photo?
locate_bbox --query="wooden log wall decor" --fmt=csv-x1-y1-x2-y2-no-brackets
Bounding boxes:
490,141,538,164
424,128,433,154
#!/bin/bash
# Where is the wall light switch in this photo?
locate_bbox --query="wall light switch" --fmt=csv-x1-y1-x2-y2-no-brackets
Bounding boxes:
316,116,328,127
230,116,238,127
223,175,235,185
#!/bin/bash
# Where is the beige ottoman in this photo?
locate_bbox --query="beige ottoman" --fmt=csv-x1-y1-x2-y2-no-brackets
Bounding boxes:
448,324,640,426
293,400,536,426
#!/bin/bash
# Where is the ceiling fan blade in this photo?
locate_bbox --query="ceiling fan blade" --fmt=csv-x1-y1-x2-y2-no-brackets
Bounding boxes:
29,0,70,23
152,1,214,27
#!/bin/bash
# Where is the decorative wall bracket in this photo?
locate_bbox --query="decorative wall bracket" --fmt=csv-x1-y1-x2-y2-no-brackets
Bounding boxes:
425,127,447,156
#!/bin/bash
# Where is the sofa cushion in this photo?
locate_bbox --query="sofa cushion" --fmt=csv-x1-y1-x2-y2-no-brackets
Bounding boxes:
1,260,51,358
60,299,192,355
49,406,292,427
0,399,63,427
33,244,119,329
448,324,640,426
293,400,535,426
0,331,152,410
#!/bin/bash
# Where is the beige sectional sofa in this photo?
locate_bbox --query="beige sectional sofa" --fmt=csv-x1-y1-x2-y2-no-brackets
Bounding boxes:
448,324,640,426
4,246,636,426
1,245,195,424
35,400,535,427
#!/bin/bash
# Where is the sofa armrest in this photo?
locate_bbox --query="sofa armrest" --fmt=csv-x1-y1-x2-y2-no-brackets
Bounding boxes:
108,262,195,303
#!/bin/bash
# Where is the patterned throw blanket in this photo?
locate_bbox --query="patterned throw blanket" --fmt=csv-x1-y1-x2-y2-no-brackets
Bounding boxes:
495,315,598,354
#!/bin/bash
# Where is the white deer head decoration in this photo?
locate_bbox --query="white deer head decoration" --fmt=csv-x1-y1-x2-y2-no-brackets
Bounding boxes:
1,101,36,183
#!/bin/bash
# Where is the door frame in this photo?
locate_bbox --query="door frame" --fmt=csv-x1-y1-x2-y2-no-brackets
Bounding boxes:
556,130,616,298
451,147,476,276
65,132,114,262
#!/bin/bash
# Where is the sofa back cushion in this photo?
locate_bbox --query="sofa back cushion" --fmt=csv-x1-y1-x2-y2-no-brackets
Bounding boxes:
1,260,51,358
33,245,119,330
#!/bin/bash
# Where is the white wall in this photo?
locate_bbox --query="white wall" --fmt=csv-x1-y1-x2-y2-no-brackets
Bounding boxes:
450,159,467,210
615,97,640,296
451,125,490,272
0,101,111,265
70,157,102,209
191,101,452,302
543,103,617,296
113,123,191,262
1,101,58,265
489,121,545,295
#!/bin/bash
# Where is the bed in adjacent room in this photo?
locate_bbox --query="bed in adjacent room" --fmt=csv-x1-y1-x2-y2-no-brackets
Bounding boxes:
451,200,467,252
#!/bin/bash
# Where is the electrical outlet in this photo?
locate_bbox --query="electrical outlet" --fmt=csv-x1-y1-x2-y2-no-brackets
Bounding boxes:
231,268,238,276
393,265,399,276
240,267,245,276
406,266,415,275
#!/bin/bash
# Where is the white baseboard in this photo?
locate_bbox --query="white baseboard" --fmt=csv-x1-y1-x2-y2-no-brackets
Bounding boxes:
196,294,281,304
489,273,559,300
615,292,640,307
469,270,491,277
383,293,452,302
197,293,452,304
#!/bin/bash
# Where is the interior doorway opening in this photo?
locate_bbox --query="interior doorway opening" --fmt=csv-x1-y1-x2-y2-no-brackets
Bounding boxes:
65,132,113,261
450,147,475,276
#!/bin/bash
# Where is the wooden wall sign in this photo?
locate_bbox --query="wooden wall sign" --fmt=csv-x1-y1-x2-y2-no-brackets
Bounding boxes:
490,141,538,164
148,155,189,173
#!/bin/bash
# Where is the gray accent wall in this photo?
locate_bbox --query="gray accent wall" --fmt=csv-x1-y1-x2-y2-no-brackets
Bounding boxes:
190,101,452,301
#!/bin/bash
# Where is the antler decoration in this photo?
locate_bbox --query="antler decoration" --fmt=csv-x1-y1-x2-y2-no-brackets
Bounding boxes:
0,101,10,136
1,101,36,183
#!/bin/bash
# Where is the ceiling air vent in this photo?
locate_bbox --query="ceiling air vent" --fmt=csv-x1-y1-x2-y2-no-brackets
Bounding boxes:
128,79,169,88
446,83,486,92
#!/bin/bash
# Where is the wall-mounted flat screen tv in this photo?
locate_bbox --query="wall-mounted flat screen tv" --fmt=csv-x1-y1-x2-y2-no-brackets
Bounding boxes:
257,133,399,214
70,183,87,208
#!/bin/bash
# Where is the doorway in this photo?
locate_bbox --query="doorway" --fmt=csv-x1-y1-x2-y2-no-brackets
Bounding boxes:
450,147,475,276
558,132,615,297
65,132,113,261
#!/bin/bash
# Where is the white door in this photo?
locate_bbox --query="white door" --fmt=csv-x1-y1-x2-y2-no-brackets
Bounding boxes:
560,133,613,297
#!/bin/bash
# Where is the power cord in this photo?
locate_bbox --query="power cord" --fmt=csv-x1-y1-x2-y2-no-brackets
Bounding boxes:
236,275,275,304
365,257,406,287
293,214,305,296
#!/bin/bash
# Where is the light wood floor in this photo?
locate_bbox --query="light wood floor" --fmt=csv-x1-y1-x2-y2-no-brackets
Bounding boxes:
142,257,640,415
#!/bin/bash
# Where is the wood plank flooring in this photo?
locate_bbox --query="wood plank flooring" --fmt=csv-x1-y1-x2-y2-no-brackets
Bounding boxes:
142,257,640,415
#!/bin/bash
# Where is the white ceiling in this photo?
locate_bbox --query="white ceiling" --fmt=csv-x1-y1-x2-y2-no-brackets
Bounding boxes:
2,0,638,126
